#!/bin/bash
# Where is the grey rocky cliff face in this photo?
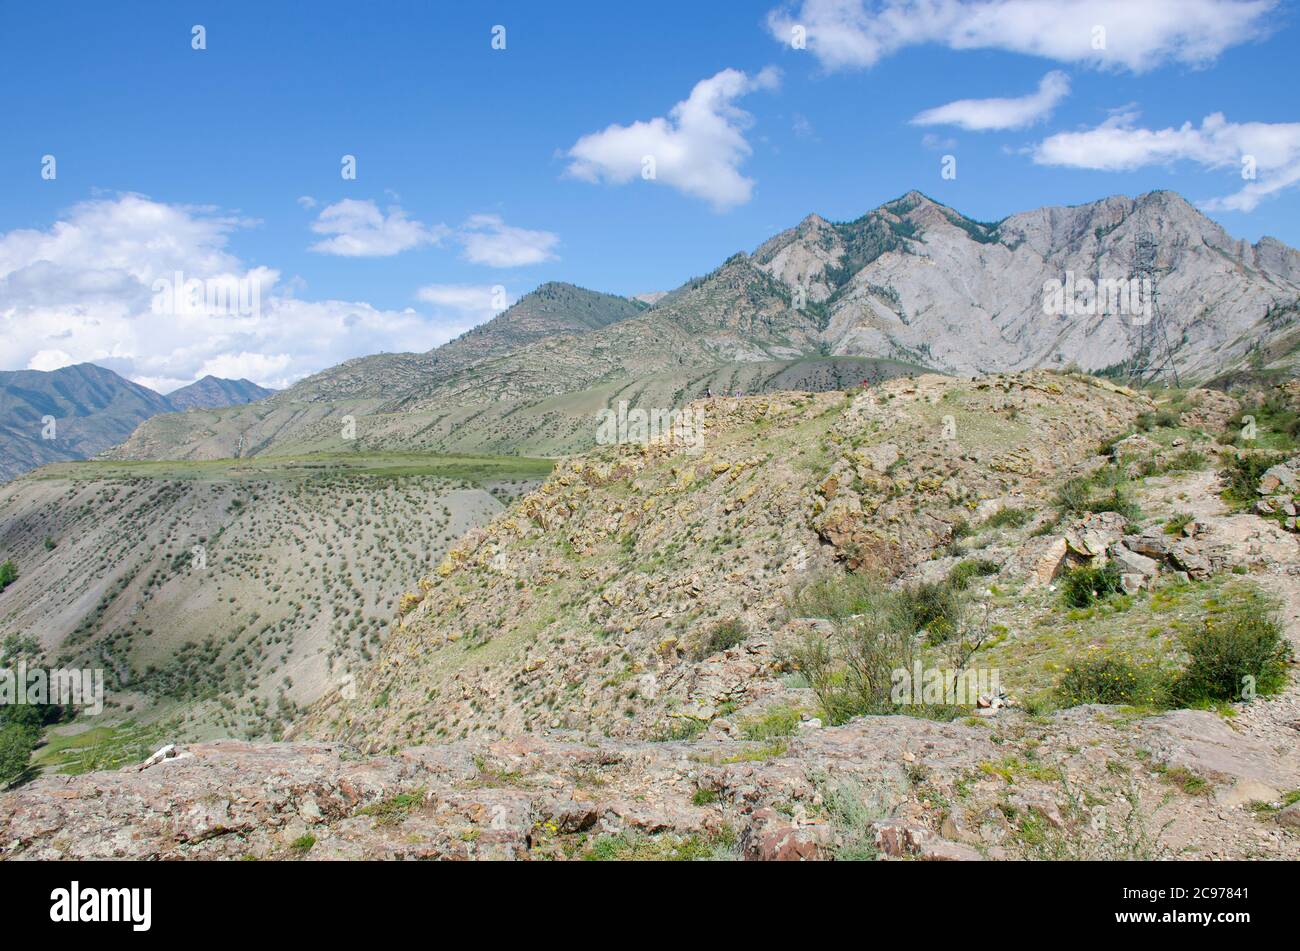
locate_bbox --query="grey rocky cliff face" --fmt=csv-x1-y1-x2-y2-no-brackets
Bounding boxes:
756,190,1300,379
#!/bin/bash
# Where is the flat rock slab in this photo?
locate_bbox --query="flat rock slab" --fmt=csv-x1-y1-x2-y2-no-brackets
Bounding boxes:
1136,709,1300,790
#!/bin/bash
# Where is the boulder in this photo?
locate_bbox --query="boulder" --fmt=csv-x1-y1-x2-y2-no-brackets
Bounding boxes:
871,816,933,857
1124,530,1174,560
916,839,984,861
1260,463,1299,495
1214,779,1281,808
1023,536,1070,587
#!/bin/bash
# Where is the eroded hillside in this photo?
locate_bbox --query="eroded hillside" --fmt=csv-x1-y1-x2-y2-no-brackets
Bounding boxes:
305,371,1146,749
0,453,550,749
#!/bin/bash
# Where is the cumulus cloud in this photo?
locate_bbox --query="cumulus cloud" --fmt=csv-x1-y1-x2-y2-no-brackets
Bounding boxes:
458,215,560,268
767,0,1275,73
911,71,1070,131
308,199,448,257
1031,111,1300,211
565,67,781,211
0,195,485,390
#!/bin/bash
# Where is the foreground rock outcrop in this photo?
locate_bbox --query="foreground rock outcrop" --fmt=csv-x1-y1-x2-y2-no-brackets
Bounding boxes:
5,700,1297,860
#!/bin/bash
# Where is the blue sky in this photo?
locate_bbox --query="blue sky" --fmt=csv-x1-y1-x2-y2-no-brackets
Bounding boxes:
1,0,1297,390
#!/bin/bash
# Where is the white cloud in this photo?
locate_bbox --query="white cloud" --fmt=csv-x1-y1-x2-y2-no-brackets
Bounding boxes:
0,195,486,390
458,215,560,268
296,195,317,210
308,199,448,257
1031,111,1300,211
920,132,957,151
27,349,74,372
768,0,1275,73
195,351,292,383
565,67,781,211
911,71,1070,131
416,283,513,315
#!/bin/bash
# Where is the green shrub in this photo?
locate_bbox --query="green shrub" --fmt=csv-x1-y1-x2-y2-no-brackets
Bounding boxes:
1222,397,1300,450
1060,562,1124,608
1174,604,1291,703
1055,653,1170,707
1054,477,1094,515
1164,512,1194,535
793,601,917,724
691,618,747,660
0,560,16,594
1087,486,1141,521
948,558,999,591
897,580,965,644
1219,451,1287,511
1163,449,1208,473
981,507,1031,530
1135,409,1179,431
790,572,882,620
0,721,39,787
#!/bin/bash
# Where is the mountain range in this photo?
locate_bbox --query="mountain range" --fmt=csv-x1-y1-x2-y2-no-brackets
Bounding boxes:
106,189,1300,465
0,365,272,481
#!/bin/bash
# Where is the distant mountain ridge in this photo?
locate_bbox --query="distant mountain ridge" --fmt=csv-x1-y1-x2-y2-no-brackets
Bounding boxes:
108,189,1300,464
165,376,274,411
0,364,274,481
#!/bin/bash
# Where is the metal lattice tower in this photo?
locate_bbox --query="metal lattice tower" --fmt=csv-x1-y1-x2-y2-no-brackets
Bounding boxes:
1124,227,1181,387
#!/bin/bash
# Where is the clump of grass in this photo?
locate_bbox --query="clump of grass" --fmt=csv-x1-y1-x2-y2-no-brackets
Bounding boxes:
790,572,883,620
358,790,425,825
948,558,999,591
1163,449,1208,473
1088,485,1142,521
819,777,883,861
1054,477,1094,515
690,617,747,660
653,718,707,742
1135,409,1180,431
691,788,719,806
1054,467,1140,521
1164,512,1194,535
1219,450,1288,511
1060,562,1124,608
584,830,734,861
290,834,316,853
738,705,801,740
981,506,1032,530
720,740,789,763
1221,396,1300,451
1161,766,1210,797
